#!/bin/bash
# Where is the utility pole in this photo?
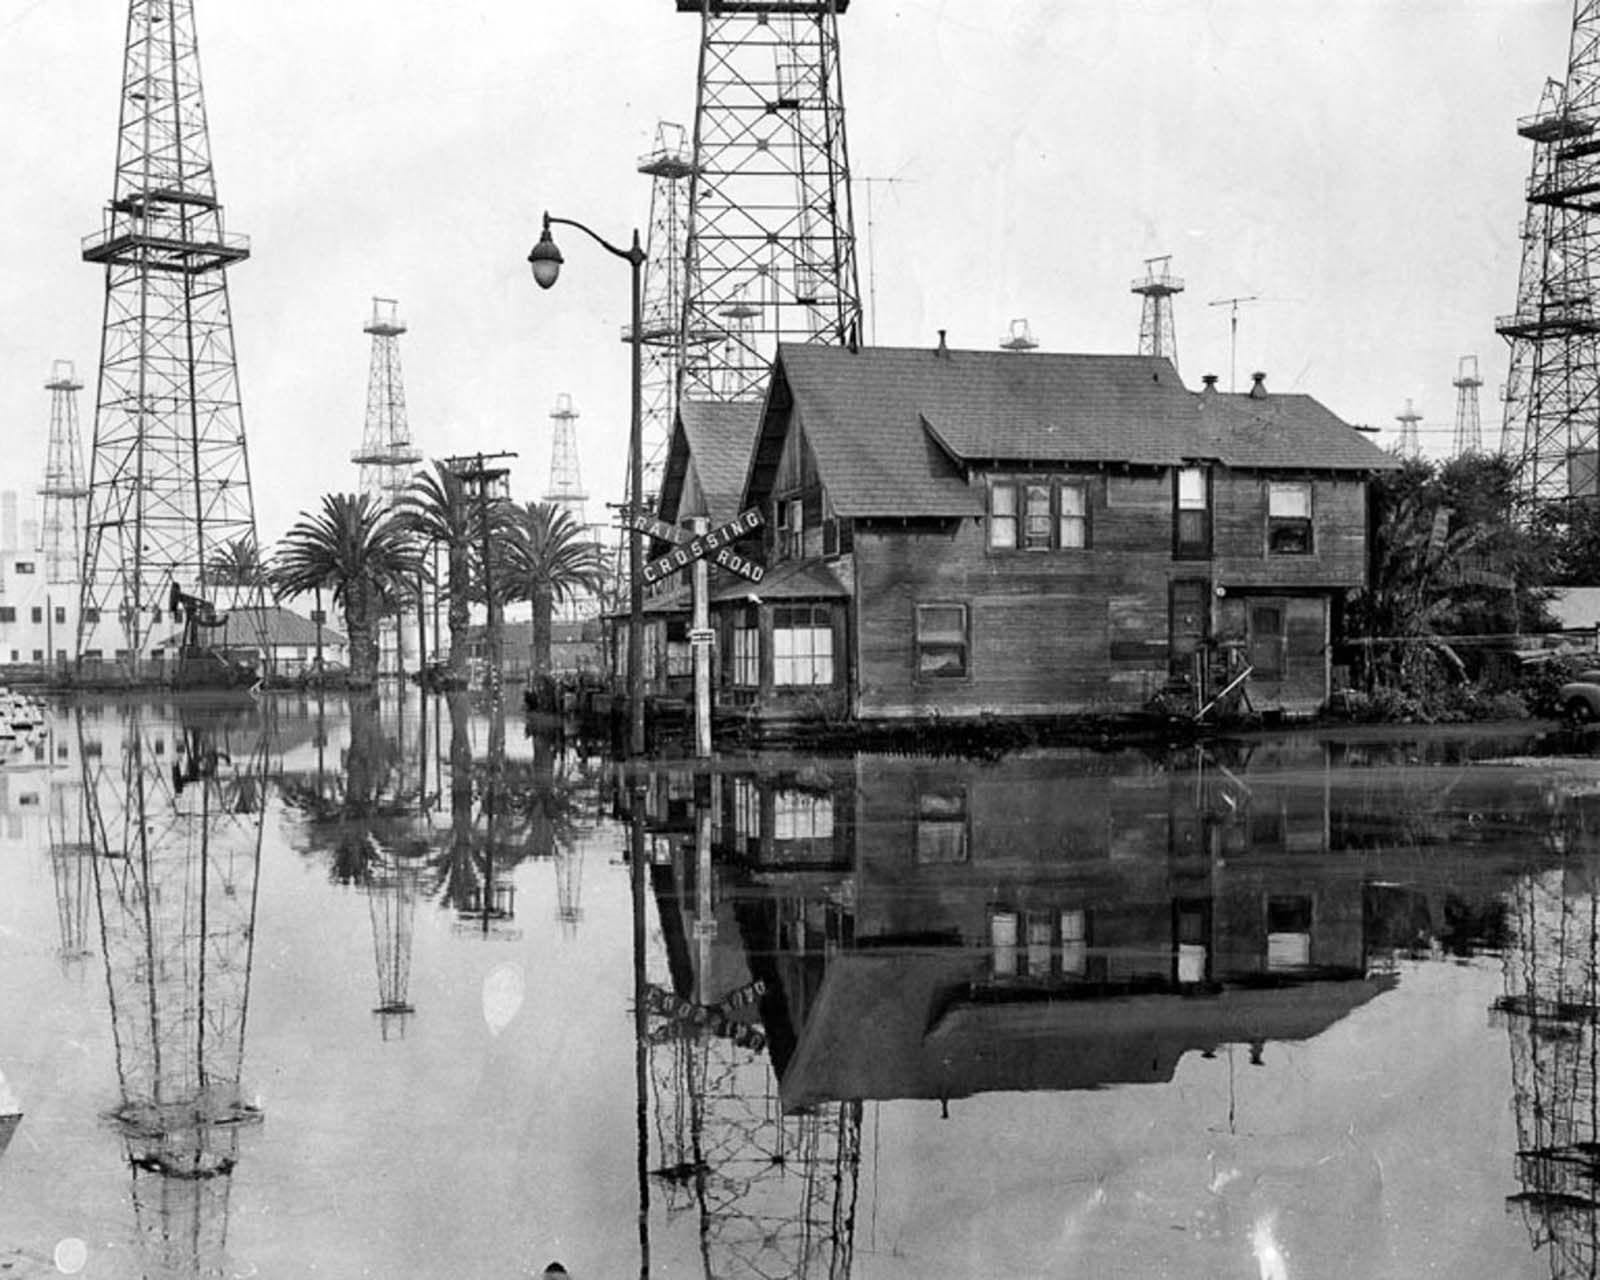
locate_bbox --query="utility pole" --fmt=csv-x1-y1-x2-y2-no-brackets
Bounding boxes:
444,452,515,697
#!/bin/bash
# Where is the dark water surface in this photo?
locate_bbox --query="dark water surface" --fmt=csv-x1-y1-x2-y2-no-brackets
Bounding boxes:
2,696,1598,1278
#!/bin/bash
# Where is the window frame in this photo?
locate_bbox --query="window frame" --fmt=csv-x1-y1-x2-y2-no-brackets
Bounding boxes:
915,601,970,681
1266,480,1314,555
771,603,833,688
1173,466,1212,560
988,477,1091,553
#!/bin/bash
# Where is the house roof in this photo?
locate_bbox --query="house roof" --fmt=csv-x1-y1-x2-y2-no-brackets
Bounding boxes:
1195,384,1401,472
659,400,763,526
160,605,347,650
742,345,1396,518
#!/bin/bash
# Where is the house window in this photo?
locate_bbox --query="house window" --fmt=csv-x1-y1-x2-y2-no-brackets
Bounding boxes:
915,790,967,863
1175,466,1211,558
772,605,832,686
84,608,100,624
1060,909,1088,976
1059,483,1088,548
53,607,65,624
30,650,42,663
990,479,1090,551
774,789,834,841
13,562,33,575
30,607,41,624
732,777,761,846
0,608,13,623
776,497,804,559
1266,895,1313,970
730,614,759,688
1267,481,1313,554
915,603,968,679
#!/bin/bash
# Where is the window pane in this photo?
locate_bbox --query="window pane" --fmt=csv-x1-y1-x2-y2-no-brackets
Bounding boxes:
1177,509,1209,545
919,644,967,677
918,605,966,641
1178,467,1207,509
1059,484,1085,517
1269,482,1311,518
991,484,1017,516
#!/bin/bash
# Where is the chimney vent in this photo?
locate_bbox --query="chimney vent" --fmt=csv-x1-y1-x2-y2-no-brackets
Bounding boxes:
1249,371,1268,399
1201,374,1219,394
936,329,948,356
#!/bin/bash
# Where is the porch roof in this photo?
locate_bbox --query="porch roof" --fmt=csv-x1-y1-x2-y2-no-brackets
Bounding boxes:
710,559,850,604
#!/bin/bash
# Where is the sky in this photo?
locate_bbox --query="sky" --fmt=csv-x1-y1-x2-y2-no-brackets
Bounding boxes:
0,0,1575,547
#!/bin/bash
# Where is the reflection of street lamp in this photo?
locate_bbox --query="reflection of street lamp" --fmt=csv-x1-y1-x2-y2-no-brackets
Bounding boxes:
529,211,646,758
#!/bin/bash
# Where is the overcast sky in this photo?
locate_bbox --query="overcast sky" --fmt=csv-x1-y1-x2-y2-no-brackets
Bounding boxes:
0,1,1573,545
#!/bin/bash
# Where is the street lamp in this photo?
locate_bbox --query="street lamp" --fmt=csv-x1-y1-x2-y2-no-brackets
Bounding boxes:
529,210,647,757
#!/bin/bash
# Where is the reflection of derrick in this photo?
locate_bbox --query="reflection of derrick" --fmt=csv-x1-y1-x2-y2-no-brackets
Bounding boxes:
47,729,95,967
366,834,422,1040
1496,862,1600,1276
638,778,862,1280
80,707,269,1276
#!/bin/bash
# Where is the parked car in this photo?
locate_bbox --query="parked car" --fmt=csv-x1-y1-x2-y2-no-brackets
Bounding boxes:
1559,670,1600,722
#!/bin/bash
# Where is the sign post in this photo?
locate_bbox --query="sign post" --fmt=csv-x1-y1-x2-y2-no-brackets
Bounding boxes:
690,515,712,758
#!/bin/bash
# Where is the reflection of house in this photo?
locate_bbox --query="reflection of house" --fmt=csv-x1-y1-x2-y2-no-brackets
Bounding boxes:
468,619,603,683
647,343,1396,728
635,742,1545,1113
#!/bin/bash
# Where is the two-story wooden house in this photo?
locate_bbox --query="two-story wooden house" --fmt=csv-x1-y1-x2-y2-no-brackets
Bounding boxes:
701,340,1396,728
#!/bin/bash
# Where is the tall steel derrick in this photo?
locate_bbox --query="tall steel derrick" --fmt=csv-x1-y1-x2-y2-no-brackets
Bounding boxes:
1497,6,1600,508
38,361,89,587
78,0,263,664
352,297,422,503
676,0,863,403
1132,256,1184,373
636,122,697,493
81,707,269,1272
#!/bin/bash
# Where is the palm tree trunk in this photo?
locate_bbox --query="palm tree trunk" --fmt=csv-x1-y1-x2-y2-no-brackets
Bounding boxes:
530,584,555,712
347,581,378,689
447,544,470,679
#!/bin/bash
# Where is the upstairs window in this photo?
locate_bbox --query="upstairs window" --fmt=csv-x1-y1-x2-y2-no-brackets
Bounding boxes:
13,561,33,575
989,479,1091,551
29,607,41,624
0,608,14,623
775,497,805,560
1174,467,1211,558
1267,481,1313,554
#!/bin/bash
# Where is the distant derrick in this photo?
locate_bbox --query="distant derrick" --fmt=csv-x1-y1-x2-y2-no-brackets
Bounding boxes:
542,393,590,528
38,360,88,586
1396,399,1423,457
1453,355,1484,456
352,297,422,502
1132,256,1184,372
677,0,863,402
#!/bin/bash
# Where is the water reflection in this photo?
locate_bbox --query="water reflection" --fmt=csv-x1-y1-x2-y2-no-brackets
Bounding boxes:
78,703,272,1277
626,738,1561,1277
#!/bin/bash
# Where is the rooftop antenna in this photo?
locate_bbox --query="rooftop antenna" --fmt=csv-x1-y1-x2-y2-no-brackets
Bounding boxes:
1208,296,1259,392
858,172,915,347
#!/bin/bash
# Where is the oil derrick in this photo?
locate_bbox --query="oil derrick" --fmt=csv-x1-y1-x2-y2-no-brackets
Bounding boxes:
677,0,863,403
543,394,590,528
636,121,697,495
1132,256,1184,372
352,297,422,502
1453,355,1485,456
81,706,269,1275
1396,399,1423,457
78,0,266,667
38,360,89,586
1494,861,1600,1277
1497,8,1600,508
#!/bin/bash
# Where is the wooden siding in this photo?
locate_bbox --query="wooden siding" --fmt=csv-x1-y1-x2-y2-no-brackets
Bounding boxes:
1211,473,1369,589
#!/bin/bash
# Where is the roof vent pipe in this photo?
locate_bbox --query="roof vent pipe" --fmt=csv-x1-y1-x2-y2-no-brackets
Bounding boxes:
936,329,948,356
1201,374,1219,394
1249,371,1268,399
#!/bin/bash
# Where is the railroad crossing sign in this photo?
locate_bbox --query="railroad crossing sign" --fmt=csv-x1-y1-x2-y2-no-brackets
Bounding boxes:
641,507,765,585
622,512,685,544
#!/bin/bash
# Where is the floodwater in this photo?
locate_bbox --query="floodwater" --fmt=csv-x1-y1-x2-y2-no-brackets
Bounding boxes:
1,697,1599,1278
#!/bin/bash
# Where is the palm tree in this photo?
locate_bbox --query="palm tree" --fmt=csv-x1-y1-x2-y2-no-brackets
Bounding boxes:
269,493,418,688
505,502,606,711
207,535,268,597
393,462,478,684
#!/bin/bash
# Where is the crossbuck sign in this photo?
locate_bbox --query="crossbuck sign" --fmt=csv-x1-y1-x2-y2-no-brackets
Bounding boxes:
640,508,765,585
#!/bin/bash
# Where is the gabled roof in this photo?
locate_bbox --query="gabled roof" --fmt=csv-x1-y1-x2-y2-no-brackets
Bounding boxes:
658,400,763,526
739,344,1395,519
1195,386,1401,472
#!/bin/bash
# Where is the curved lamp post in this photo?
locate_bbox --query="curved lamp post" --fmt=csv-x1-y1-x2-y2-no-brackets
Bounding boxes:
529,212,647,758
